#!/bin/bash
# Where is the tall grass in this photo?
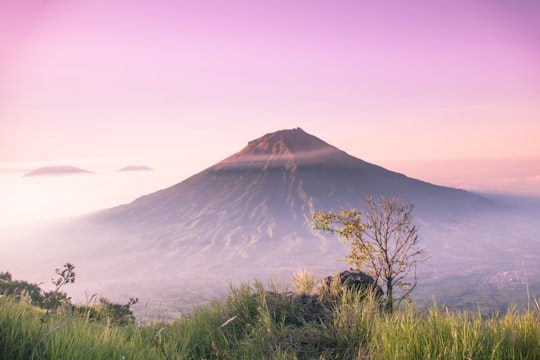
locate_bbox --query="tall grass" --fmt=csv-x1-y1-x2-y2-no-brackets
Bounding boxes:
1,282,539,359
368,305,540,360
292,268,318,295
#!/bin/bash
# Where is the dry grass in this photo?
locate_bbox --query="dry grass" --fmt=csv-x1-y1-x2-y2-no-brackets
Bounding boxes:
292,268,319,295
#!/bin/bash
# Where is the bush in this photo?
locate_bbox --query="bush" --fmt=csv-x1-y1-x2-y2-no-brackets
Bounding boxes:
0,272,43,306
97,297,138,326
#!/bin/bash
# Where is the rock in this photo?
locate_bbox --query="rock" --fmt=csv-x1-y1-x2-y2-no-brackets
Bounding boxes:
322,269,384,298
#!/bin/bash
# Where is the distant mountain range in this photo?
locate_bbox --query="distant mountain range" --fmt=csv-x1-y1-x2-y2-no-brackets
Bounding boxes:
118,165,153,172
23,165,93,177
23,164,154,176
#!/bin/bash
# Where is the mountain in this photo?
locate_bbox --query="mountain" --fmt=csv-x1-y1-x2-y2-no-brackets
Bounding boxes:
95,127,492,227
23,165,92,177
118,165,153,172
5,128,538,315
87,128,498,274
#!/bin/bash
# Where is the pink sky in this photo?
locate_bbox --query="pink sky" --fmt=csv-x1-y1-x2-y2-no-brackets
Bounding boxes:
1,1,539,189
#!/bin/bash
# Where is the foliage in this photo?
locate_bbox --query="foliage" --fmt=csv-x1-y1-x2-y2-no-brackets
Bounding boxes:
313,195,428,312
0,271,43,306
97,297,139,326
0,271,12,281
0,264,77,310
51,263,76,291
1,264,140,332
42,263,76,311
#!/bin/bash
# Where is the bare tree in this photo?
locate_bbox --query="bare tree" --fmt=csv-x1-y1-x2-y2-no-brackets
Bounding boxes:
313,195,428,312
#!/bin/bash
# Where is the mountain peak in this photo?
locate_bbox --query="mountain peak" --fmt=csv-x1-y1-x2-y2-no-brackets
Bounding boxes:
216,128,348,169
244,127,329,154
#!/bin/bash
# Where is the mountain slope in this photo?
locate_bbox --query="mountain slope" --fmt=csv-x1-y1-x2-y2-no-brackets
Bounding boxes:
96,128,491,227
89,128,494,271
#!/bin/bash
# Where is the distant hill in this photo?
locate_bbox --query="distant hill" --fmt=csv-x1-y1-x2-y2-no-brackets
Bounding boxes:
23,166,92,177
117,165,153,172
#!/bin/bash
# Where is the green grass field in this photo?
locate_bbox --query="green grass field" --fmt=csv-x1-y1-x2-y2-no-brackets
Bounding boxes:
1,279,539,360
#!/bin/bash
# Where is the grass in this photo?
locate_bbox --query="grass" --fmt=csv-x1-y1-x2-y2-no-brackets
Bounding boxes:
1,281,540,359
292,268,318,296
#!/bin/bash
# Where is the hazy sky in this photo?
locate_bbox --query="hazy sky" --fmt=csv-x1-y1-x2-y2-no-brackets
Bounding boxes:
1,0,539,177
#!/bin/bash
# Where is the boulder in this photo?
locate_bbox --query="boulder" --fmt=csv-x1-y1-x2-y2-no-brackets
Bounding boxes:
322,269,383,298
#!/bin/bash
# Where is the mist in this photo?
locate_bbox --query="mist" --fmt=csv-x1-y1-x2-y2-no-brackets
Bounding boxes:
0,169,185,228
2,192,539,319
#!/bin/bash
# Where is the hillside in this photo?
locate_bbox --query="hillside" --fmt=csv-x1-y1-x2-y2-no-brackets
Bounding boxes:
2,277,539,359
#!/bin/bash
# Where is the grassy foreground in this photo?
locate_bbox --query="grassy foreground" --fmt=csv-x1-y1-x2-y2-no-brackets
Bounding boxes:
1,281,540,360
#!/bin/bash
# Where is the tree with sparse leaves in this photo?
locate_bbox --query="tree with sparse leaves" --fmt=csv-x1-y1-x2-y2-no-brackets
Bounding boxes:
313,195,428,312
42,263,76,311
